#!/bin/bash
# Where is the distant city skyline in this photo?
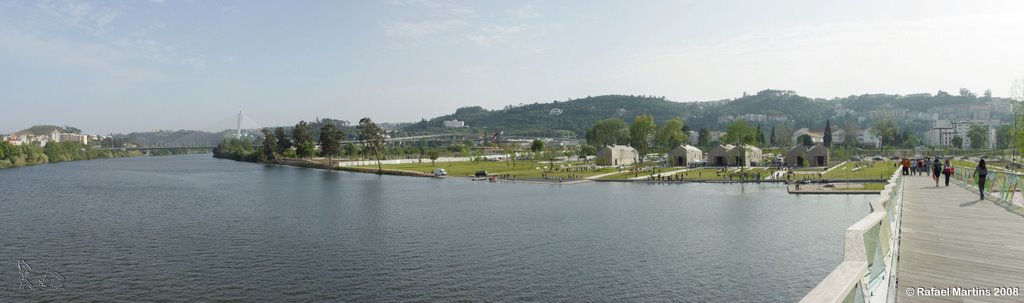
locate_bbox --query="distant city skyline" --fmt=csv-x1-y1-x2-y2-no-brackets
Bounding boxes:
2,0,1024,134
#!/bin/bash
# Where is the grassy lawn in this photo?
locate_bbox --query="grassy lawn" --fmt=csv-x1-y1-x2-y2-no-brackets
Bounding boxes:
831,183,886,191
597,166,675,180
356,160,621,179
654,167,778,181
951,159,976,170
513,166,621,179
811,161,897,180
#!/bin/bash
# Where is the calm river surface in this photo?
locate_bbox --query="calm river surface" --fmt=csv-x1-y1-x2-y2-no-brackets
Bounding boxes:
0,154,871,302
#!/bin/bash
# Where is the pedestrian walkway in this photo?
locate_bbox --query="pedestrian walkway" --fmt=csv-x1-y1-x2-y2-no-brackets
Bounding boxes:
627,168,691,180
895,175,1024,302
584,170,627,180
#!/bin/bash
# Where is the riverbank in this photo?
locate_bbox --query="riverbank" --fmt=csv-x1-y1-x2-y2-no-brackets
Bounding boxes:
0,141,191,170
246,156,891,191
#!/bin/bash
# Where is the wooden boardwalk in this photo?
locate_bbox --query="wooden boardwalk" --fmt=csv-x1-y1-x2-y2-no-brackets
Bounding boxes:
896,175,1024,302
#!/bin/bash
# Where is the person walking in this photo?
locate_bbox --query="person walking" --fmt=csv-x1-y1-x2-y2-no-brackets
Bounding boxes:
931,158,942,186
974,159,988,200
942,159,954,186
901,158,910,175
911,158,918,175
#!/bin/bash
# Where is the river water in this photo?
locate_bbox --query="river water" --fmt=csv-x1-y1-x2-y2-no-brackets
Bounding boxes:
0,154,871,302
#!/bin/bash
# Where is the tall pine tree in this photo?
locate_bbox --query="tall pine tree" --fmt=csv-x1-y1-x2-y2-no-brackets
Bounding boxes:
823,120,832,147
755,124,764,146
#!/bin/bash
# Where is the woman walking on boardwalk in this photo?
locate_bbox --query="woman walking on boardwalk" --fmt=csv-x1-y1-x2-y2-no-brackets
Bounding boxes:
942,159,954,186
931,158,942,186
974,159,988,200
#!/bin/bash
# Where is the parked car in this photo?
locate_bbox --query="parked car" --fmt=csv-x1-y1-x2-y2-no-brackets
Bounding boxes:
433,168,447,177
850,156,862,161
872,155,884,161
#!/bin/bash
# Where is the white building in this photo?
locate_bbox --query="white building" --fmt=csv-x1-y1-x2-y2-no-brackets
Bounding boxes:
924,120,972,148
443,120,465,128
667,144,703,166
59,133,89,144
596,145,638,166
687,131,699,145
791,128,824,144
857,128,880,148
685,130,727,145
791,127,845,145
709,131,727,144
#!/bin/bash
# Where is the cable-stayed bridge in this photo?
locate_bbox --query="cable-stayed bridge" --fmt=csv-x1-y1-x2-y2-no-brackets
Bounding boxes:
203,111,263,139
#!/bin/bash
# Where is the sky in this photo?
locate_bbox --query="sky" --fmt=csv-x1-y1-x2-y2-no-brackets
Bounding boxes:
2,0,1024,134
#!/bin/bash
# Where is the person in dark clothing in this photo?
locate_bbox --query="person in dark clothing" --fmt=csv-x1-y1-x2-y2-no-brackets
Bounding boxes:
942,159,954,186
975,159,988,200
931,158,942,186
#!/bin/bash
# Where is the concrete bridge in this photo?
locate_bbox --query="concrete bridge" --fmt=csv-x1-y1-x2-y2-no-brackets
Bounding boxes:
802,167,1024,302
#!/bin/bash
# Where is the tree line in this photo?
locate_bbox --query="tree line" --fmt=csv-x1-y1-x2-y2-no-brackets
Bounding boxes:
584,115,775,156
214,117,390,173
0,141,143,169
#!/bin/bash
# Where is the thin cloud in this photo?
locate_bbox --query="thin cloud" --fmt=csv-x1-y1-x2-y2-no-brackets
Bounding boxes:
508,4,539,19
617,11,1024,100
93,8,120,28
36,0,121,31
31,1,208,71
384,19,466,37
0,26,163,80
390,0,475,16
462,24,546,54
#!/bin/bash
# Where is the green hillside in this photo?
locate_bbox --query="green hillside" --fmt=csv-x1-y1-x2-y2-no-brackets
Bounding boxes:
402,91,834,137
15,125,82,135
404,95,698,137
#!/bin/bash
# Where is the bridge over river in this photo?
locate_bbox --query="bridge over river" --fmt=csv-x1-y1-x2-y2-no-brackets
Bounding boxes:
103,133,467,151
803,167,1024,302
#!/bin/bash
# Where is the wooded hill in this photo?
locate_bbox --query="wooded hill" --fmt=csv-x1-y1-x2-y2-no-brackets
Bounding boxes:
14,125,82,135
402,89,1009,138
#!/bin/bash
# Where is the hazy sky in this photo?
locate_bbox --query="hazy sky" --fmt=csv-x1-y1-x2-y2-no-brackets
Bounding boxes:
2,0,1024,134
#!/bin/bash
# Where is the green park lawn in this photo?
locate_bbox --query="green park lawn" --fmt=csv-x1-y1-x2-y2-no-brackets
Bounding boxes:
356,159,621,179
819,161,897,180
596,166,778,181
672,167,777,181
951,159,976,170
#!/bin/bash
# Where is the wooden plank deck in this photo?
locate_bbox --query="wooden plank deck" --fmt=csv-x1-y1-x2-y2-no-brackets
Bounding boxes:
896,175,1024,302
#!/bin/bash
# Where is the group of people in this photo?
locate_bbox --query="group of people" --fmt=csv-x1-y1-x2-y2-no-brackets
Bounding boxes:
899,156,990,200
899,157,956,187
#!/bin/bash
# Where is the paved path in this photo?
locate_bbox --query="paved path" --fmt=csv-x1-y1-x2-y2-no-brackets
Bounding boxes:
896,175,1024,302
627,168,691,180
584,170,627,180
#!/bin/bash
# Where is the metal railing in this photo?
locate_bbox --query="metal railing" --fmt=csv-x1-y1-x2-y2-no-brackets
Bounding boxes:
801,169,904,303
952,167,1024,211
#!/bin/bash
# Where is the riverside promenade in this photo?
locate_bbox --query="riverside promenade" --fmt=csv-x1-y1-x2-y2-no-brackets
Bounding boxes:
895,175,1024,302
